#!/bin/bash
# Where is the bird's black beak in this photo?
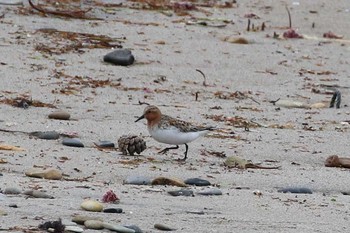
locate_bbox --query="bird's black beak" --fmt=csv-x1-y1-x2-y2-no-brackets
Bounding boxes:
135,114,145,122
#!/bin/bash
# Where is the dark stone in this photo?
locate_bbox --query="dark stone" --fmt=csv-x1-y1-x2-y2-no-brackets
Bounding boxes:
168,189,194,197
278,187,313,194
30,131,60,140
96,141,115,148
103,49,135,66
184,178,211,186
62,138,84,147
103,208,123,213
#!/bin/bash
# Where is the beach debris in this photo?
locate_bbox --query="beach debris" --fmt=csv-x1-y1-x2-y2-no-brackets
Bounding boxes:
0,96,56,108
329,89,341,108
151,177,187,187
154,223,177,231
221,36,250,44
184,178,211,186
30,131,60,140
253,190,263,197
48,110,71,120
197,187,222,196
278,187,313,194
168,188,194,197
81,200,103,212
104,49,135,66
224,156,280,169
101,190,119,203
25,167,63,180
325,155,350,168
0,144,24,151
118,135,146,156
323,31,344,39
62,138,84,147
283,28,303,39
38,219,65,233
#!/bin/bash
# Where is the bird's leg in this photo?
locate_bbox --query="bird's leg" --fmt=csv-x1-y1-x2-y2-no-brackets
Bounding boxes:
158,145,179,154
181,144,189,161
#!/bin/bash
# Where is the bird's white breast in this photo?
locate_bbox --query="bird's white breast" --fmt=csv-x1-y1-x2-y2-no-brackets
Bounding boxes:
149,127,207,145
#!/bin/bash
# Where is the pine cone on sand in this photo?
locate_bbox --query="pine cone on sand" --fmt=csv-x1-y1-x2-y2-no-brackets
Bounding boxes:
118,135,146,156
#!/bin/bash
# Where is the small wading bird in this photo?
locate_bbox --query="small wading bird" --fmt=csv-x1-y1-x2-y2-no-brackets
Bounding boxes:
135,105,214,160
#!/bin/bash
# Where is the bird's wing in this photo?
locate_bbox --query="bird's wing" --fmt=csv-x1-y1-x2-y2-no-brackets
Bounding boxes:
160,115,214,133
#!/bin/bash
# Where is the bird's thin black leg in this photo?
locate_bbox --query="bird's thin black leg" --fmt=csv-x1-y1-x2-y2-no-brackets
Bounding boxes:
182,143,189,161
158,145,179,154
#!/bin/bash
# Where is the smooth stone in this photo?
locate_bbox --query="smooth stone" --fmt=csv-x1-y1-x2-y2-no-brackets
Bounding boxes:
278,187,313,194
184,178,211,186
102,222,135,233
103,208,123,213
103,49,135,66
151,177,187,187
154,223,176,231
275,99,309,108
123,175,152,185
3,187,21,194
61,219,77,226
80,200,103,212
0,193,7,201
30,131,60,140
62,138,84,148
197,188,222,196
0,209,7,216
23,190,54,199
124,225,143,233
96,140,115,148
25,168,62,180
84,220,104,230
65,225,84,233
48,110,71,120
9,204,18,208
72,215,102,225
168,189,194,197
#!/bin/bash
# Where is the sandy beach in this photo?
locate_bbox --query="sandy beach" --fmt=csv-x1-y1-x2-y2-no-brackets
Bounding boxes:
1,0,350,232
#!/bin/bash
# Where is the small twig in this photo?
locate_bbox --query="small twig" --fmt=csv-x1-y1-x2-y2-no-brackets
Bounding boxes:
138,100,150,106
261,22,265,31
269,98,280,105
195,91,200,101
329,89,341,109
195,69,207,87
247,19,250,31
285,5,292,28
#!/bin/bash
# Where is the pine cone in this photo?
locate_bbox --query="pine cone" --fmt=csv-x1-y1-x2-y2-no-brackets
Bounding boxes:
118,135,146,156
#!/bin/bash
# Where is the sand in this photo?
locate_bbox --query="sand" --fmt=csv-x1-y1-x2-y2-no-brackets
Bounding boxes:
1,0,350,232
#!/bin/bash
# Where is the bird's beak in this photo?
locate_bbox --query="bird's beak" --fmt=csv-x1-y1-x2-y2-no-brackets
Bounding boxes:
135,114,145,122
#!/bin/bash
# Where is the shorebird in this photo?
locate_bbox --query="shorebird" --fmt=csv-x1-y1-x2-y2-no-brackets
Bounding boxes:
135,105,214,160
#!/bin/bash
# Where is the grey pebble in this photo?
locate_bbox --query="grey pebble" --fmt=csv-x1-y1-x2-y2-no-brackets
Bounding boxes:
103,49,135,66
96,140,115,148
154,223,176,231
184,178,211,186
48,110,70,120
168,189,194,197
3,187,21,194
62,138,84,148
278,187,313,194
197,188,222,196
84,220,104,229
23,190,54,199
103,222,136,233
65,225,84,233
123,175,152,185
30,131,60,140
124,225,143,233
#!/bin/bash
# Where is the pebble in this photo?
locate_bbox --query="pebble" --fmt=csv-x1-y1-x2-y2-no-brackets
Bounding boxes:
80,200,103,212
151,177,187,187
103,208,123,213
9,204,18,208
278,187,313,194
64,225,84,233
72,215,103,225
102,222,136,233
62,138,84,147
25,168,62,180
95,140,115,148
197,188,222,196
124,225,143,233
0,209,7,216
48,110,71,120
61,219,77,226
23,190,54,199
84,220,104,230
154,223,176,231
103,49,135,66
168,189,194,197
123,175,152,185
0,193,7,201
3,187,21,194
30,131,60,140
184,178,211,186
